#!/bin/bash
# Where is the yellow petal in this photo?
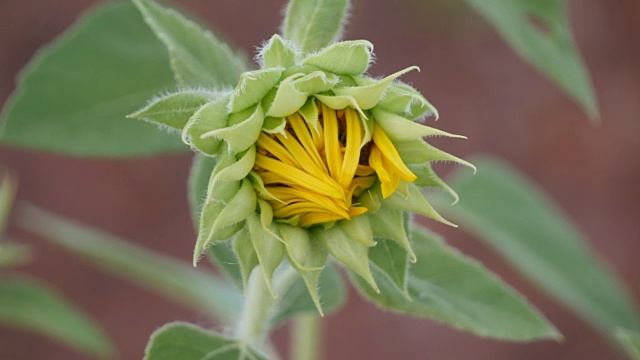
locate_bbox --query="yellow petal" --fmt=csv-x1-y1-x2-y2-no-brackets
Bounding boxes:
322,104,342,181
255,154,345,200
338,107,363,188
256,133,298,168
372,124,417,182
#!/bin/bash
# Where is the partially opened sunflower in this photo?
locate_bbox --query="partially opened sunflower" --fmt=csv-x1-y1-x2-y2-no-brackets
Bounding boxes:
147,34,472,314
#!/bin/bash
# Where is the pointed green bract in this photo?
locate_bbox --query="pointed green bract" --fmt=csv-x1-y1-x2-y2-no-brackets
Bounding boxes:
260,35,297,68
212,147,256,184
283,0,350,53
233,229,259,289
211,179,256,232
298,98,319,130
302,40,373,75
435,156,640,336
193,155,243,265
313,226,378,292
0,277,114,358
369,206,416,262
394,138,476,172
377,82,439,121
352,227,561,341
465,0,599,120
279,224,328,315
132,0,248,87
247,214,285,297
334,66,419,110
265,74,309,117
271,263,346,325
0,2,184,157
144,322,267,360
202,105,264,153
372,108,466,142
183,95,231,155
294,71,340,94
229,68,285,113
340,216,376,247
385,183,456,227
128,90,220,130
410,163,460,204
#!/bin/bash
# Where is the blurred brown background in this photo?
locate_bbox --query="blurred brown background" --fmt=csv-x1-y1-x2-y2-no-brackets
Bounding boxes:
1,0,639,359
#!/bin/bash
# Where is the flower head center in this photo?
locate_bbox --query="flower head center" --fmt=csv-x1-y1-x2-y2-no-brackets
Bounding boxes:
254,100,417,227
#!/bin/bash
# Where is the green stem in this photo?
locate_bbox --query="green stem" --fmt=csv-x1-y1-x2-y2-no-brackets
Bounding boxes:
290,314,323,360
235,265,299,358
236,267,276,346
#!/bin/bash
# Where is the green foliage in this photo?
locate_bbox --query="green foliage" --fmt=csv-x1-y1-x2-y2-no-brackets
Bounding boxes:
17,204,244,324
436,156,640,336
351,227,560,341
132,0,249,87
617,328,640,360
0,276,113,358
0,2,185,157
283,0,351,53
464,0,599,119
0,243,31,269
144,322,267,360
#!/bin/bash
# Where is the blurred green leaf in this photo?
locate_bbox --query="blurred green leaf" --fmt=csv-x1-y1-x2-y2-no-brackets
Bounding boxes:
352,226,560,341
283,0,351,53
271,263,347,325
0,276,113,359
132,0,249,87
617,328,640,360
17,204,243,323
0,172,17,235
464,0,599,119
435,156,640,336
144,322,267,360
0,2,185,157
0,243,32,269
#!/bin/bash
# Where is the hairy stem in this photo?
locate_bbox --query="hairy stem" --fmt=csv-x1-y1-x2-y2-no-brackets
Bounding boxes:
235,265,299,358
290,314,322,360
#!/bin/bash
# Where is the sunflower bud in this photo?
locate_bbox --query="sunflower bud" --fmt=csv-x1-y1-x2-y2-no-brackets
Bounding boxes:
183,34,473,313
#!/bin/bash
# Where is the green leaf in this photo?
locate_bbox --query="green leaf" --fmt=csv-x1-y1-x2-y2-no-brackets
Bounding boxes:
17,204,243,323
351,227,560,341
0,242,32,269
271,262,347,325
434,156,640,336
464,0,599,119
0,2,186,157
129,89,221,130
283,0,350,53
0,172,17,235
617,328,640,360
133,0,248,87
144,322,267,360
368,238,409,299
0,276,113,359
